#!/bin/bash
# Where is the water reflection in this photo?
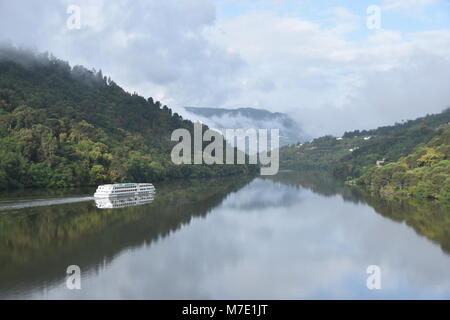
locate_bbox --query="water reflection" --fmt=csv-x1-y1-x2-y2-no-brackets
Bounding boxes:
0,172,450,299
95,193,156,209
271,171,450,255
0,177,252,298
268,170,365,204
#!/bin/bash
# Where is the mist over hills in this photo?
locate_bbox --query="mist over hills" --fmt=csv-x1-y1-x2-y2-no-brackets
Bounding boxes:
184,106,309,147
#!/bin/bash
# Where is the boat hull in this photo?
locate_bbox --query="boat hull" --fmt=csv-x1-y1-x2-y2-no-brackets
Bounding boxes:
94,191,153,198
95,194,155,209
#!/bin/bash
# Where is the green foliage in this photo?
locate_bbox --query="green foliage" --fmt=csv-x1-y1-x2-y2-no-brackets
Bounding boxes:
416,147,445,167
357,129,450,201
0,47,257,190
280,110,450,180
280,105,450,201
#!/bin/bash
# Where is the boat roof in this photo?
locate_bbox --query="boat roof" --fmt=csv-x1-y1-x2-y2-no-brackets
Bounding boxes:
99,183,153,187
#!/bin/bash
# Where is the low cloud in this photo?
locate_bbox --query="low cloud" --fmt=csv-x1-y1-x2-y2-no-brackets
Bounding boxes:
206,11,450,136
0,0,245,108
0,1,449,138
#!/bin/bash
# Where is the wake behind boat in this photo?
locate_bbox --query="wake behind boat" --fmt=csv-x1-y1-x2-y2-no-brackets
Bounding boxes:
94,183,155,198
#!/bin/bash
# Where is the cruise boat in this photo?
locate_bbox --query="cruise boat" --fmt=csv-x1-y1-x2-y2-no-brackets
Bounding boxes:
94,183,155,198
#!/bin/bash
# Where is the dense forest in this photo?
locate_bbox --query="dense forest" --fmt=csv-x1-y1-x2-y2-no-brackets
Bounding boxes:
358,127,450,200
280,109,450,201
0,46,257,190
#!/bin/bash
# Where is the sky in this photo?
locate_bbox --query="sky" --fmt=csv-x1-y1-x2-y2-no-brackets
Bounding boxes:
0,0,449,136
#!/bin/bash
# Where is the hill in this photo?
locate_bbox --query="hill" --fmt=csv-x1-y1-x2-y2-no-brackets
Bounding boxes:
280,108,450,186
358,127,450,201
185,106,308,146
0,46,257,190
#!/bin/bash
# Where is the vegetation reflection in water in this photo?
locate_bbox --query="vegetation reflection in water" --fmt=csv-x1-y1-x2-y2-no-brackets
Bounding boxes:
0,177,252,297
0,172,450,298
271,170,450,255
94,193,156,209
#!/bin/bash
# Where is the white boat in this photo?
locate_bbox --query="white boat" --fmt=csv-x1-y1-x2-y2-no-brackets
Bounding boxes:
95,194,155,209
94,183,155,198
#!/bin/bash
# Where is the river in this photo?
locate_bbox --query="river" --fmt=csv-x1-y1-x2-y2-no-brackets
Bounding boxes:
1,171,450,299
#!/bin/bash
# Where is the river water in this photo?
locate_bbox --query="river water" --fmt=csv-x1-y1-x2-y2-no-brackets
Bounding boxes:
1,171,450,299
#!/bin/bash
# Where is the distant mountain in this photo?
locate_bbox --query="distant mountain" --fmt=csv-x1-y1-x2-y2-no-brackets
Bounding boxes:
184,107,308,146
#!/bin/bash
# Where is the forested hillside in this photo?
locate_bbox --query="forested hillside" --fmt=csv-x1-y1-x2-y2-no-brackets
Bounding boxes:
358,127,450,200
0,47,257,190
281,109,450,177
280,109,450,200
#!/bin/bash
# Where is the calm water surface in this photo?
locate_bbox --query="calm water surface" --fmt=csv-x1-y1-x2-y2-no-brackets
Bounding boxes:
1,172,450,299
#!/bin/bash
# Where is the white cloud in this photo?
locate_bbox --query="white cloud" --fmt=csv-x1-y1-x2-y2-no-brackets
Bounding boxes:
382,0,436,11
0,0,449,137
0,0,245,108
206,10,450,136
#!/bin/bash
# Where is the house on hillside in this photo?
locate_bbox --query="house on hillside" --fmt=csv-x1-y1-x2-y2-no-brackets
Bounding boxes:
376,159,386,168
